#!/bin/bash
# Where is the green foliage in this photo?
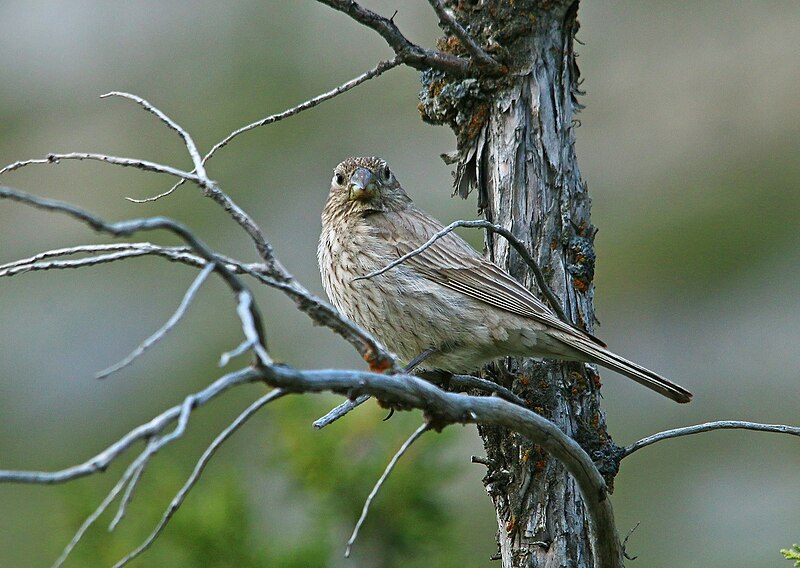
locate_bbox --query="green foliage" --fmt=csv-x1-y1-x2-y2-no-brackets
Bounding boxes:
58,464,277,568
782,544,800,567
268,395,483,567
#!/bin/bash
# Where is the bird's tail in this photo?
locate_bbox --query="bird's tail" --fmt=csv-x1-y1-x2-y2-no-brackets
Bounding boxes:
552,332,693,403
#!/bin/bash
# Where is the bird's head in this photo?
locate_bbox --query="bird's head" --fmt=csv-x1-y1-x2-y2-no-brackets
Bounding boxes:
326,157,410,215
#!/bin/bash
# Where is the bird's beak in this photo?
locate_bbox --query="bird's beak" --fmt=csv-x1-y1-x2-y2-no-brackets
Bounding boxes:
348,167,378,201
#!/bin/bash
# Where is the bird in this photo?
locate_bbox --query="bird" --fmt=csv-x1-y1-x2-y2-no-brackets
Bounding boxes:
317,156,692,403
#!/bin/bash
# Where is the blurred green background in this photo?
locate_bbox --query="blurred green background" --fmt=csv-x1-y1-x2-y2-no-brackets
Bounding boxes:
1,1,798,566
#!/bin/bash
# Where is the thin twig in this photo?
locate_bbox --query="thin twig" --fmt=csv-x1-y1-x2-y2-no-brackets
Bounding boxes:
109,460,147,531
0,152,203,183
51,447,151,568
96,263,215,378
205,57,401,164
153,57,401,204
313,394,371,429
112,389,286,568
0,185,269,366
426,0,502,72
345,422,429,557
623,420,800,458
101,91,207,179
54,395,196,568
0,367,262,484
0,236,397,375
354,219,568,323
126,185,179,203
621,521,641,561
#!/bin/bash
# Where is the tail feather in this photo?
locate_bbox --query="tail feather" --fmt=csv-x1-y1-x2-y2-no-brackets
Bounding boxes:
553,332,693,404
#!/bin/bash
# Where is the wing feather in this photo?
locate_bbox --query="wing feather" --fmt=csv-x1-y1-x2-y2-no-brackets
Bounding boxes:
368,206,605,346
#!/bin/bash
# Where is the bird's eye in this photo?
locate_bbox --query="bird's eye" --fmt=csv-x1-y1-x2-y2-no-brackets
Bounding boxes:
379,165,392,182
333,172,345,186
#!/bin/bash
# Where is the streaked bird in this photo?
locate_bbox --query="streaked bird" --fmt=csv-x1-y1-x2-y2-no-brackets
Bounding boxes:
318,156,692,403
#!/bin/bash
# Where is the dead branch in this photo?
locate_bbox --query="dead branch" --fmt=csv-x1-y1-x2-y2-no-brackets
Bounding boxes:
0,185,270,366
623,420,800,458
316,0,479,77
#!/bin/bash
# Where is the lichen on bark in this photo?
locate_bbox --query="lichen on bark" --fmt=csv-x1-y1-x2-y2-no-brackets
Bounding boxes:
418,2,623,566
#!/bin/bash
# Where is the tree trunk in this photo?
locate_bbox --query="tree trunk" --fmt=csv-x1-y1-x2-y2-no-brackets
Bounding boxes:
421,2,620,566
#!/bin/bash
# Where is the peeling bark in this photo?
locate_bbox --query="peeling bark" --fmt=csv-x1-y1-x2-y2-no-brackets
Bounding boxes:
422,2,621,566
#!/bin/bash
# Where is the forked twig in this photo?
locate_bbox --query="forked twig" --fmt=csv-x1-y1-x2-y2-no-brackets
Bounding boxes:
149,57,401,203
112,389,286,568
205,57,401,164
0,185,270,365
101,91,207,178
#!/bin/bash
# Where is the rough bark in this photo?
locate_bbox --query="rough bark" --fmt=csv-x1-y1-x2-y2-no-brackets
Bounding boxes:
420,2,621,566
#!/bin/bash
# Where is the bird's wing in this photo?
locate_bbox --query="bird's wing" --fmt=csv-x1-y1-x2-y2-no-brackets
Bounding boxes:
370,206,605,346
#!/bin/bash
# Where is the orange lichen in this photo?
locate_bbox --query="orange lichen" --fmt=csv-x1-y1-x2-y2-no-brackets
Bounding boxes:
364,347,392,373
506,517,517,533
435,35,463,55
428,79,446,97
572,277,589,293
463,102,489,144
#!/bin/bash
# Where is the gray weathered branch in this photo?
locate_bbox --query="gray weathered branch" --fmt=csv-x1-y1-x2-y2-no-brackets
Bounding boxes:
0,185,270,366
316,0,480,77
623,420,800,458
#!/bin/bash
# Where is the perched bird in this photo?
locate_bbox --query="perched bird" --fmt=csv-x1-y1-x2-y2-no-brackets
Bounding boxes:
318,156,692,403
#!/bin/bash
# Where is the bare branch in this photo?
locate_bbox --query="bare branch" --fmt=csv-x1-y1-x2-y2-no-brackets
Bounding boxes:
354,219,568,323
0,243,182,271
426,0,502,73
2,357,620,566
313,394,371,429
0,152,203,184
112,388,286,568
316,0,478,77
0,185,270,365
0,367,262,484
205,56,401,164
258,364,622,568
623,420,800,458
0,238,397,375
345,422,429,557
312,371,526,431
96,262,215,379
153,56,401,204
100,91,207,179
